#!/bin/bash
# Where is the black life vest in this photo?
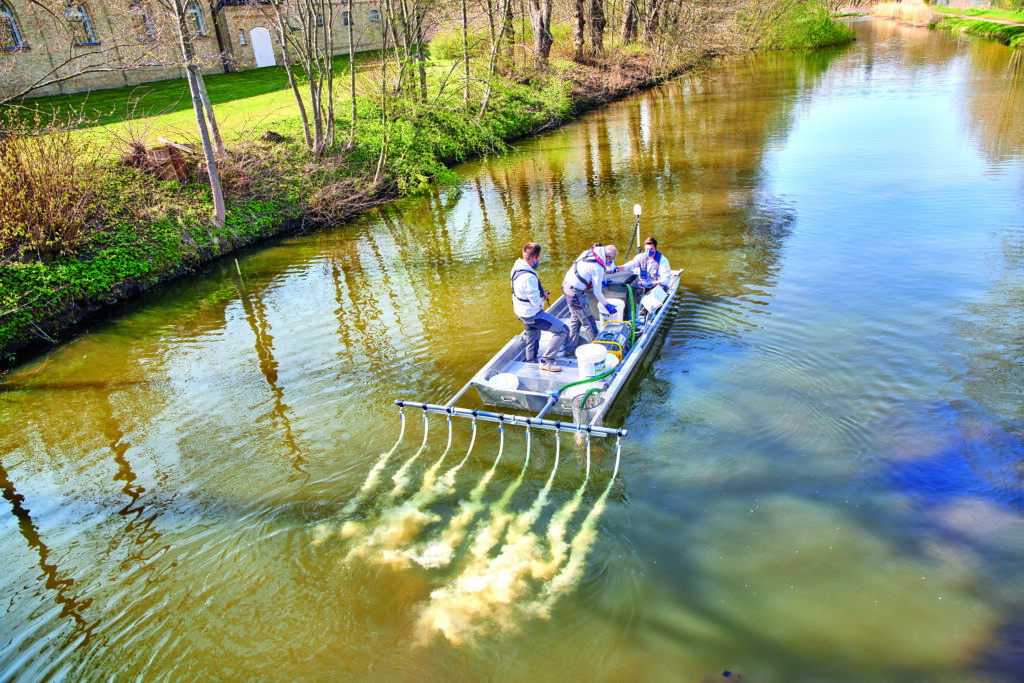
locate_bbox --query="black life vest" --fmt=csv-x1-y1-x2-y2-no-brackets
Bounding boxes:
572,248,606,289
639,250,662,280
511,267,541,303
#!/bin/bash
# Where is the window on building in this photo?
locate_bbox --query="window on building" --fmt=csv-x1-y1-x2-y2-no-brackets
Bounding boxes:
369,9,380,22
239,28,247,45
183,0,206,37
288,14,301,31
0,2,25,50
64,2,98,46
128,2,156,43
314,13,323,27
342,11,351,26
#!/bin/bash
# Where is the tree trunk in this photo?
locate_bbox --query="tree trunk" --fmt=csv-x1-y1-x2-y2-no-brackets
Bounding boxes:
527,0,553,70
461,0,471,105
374,47,388,187
620,0,637,44
479,0,513,114
415,10,427,104
195,75,224,155
348,0,357,144
485,0,495,47
572,0,586,61
503,0,515,65
588,0,606,55
276,10,313,150
172,0,224,225
324,0,336,149
644,0,662,44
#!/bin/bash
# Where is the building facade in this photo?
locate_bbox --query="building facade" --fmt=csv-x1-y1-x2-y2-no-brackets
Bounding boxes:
0,0,385,99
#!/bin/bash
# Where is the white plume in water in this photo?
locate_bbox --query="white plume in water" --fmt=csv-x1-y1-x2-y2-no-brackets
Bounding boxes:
415,496,556,645
404,438,505,569
333,421,618,648
531,481,588,580
523,479,612,620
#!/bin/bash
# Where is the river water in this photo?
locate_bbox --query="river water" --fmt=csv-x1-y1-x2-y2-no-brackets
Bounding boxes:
2,19,1024,681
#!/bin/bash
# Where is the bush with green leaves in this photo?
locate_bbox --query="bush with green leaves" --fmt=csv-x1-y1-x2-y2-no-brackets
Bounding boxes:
742,1,855,50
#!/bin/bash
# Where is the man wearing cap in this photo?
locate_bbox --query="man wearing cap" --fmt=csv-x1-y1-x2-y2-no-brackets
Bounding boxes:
511,243,568,373
621,237,671,292
560,243,619,357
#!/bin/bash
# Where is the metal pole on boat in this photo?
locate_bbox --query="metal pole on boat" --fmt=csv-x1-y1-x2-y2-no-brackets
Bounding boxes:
633,204,642,255
535,394,559,421
393,400,628,438
443,377,477,409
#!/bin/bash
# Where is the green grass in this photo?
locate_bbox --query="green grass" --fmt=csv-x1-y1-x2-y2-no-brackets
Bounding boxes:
7,51,384,142
935,7,1024,24
939,15,1024,48
741,1,855,50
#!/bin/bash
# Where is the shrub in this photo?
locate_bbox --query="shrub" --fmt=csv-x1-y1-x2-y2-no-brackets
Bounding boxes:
0,119,106,260
743,1,855,50
427,27,490,61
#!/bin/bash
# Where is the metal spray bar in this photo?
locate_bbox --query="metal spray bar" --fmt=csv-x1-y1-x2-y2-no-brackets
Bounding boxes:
393,400,628,438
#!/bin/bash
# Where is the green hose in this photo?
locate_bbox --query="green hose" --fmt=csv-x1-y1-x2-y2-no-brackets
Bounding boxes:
551,365,617,398
580,386,603,407
626,285,637,346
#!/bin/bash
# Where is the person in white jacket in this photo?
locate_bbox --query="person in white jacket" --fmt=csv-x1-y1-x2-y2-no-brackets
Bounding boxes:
511,243,569,372
620,236,671,291
560,243,618,357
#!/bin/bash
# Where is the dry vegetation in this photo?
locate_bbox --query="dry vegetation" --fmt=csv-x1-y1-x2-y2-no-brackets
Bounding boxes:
869,2,943,27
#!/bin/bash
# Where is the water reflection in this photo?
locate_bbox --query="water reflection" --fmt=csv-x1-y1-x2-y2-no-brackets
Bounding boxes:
964,41,1024,165
233,273,305,475
0,461,96,639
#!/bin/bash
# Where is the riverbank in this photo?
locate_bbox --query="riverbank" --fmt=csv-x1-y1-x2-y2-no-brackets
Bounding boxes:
0,11,854,373
868,2,1024,47
0,55,689,371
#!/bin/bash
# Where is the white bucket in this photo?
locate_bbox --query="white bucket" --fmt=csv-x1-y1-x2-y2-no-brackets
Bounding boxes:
490,373,519,391
576,343,607,378
640,286,667,312
600,299,625,324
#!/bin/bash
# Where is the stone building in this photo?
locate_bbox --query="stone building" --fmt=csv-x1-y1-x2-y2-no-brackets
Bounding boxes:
0,0,386,99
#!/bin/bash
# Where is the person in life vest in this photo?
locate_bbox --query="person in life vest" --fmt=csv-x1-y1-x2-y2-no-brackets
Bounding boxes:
560,243,619,357
512,242,569,372
621,236,671,291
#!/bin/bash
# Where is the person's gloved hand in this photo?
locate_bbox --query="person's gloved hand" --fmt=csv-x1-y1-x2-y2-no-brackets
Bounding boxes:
601,279,610,288
604,303,617,315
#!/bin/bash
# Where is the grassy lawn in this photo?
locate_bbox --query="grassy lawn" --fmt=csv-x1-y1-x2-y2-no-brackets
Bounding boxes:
935,7,1024,24
8,51,392,145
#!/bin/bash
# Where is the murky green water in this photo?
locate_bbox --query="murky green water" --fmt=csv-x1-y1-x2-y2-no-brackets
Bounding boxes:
3,19,1024,681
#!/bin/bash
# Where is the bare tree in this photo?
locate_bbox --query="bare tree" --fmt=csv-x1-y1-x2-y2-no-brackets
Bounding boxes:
461,0,471,104
479,0,513,113
170,0,225,224
347,0,357,143
271,5,314,150
265,0,339,155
